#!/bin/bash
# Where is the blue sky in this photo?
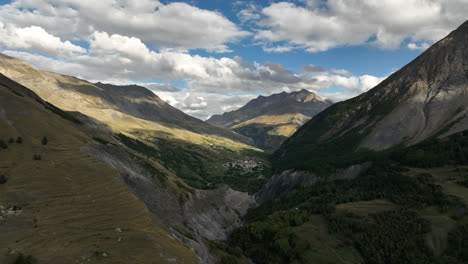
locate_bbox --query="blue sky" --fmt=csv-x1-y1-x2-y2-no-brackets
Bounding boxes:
177,0,423,77
0,0,466,119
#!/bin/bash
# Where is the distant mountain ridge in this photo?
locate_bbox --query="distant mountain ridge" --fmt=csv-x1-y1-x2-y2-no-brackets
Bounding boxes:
208,89,333,128
207,89,333,151
274,19,468,172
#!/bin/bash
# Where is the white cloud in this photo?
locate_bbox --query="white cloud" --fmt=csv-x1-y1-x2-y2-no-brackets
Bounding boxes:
236,2,261,24
254,0,468,52
0,0,250,52
0,23,85,56
3,41,386,119
331,69,352,76
408,42,431,51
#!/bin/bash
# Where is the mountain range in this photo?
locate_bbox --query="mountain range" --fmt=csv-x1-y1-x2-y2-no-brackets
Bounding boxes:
207,89,333,151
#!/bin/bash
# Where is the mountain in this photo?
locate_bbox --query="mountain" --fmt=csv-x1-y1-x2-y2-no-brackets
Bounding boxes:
231,21,468,264
207,89,333,151
0,53,271,192
0,53,251,147
274,20,468,173
0,73,199,263
93,82,251,144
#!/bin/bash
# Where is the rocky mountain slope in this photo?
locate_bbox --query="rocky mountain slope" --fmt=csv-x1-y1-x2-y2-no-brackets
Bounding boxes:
0,73,200,264
207,89,333,151
274,20,468,172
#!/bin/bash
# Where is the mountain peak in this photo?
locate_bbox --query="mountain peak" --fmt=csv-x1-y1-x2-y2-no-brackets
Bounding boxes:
290,89,325,103
207,88,333,150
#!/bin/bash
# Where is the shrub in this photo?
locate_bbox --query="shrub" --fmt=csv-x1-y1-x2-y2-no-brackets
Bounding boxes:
14,254,38,264
8,137,14,144
221,255,239,264
33,154,42,160
42,136,48,145
0,175,6,184
16,137,22,144
0,139,8,149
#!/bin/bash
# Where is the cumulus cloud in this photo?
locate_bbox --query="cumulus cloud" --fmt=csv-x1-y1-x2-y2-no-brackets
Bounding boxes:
331,69,352,76
0,0,397,119
254,0,468,52
3,38,386,119
0,23,85,56
236,2,261,24
157,91,258,120
0,0,249,52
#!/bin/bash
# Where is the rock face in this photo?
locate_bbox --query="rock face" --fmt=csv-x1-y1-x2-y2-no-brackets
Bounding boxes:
184,186,255,241
83,143,256,264
207,89,333,151
255,163,371,203
274,20,468,171
254,170,318,203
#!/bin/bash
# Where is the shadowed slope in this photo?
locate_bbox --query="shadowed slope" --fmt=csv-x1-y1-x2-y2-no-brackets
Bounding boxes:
0,74,199,264
274,20,468,172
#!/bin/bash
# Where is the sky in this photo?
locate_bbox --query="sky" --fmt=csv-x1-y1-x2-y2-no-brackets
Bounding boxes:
0,0,467,120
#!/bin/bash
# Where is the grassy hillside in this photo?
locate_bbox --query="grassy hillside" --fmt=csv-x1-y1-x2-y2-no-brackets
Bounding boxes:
117,131,270,193
0,74,199,264
231,114,311,153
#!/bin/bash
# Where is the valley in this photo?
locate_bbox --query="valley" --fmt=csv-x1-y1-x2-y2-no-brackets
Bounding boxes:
0,3,467,264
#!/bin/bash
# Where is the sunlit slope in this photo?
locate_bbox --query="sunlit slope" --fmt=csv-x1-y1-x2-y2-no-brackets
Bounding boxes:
0,74,198,264
0,53,255,152
231,113,311,152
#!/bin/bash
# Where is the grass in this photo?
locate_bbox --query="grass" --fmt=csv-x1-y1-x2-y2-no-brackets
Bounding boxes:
0,82,199,264
293,215,363,264
231,114,311,152
335,200,396,217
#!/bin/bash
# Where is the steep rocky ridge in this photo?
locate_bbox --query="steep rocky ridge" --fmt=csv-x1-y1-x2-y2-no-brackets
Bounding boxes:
274,20,468,172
